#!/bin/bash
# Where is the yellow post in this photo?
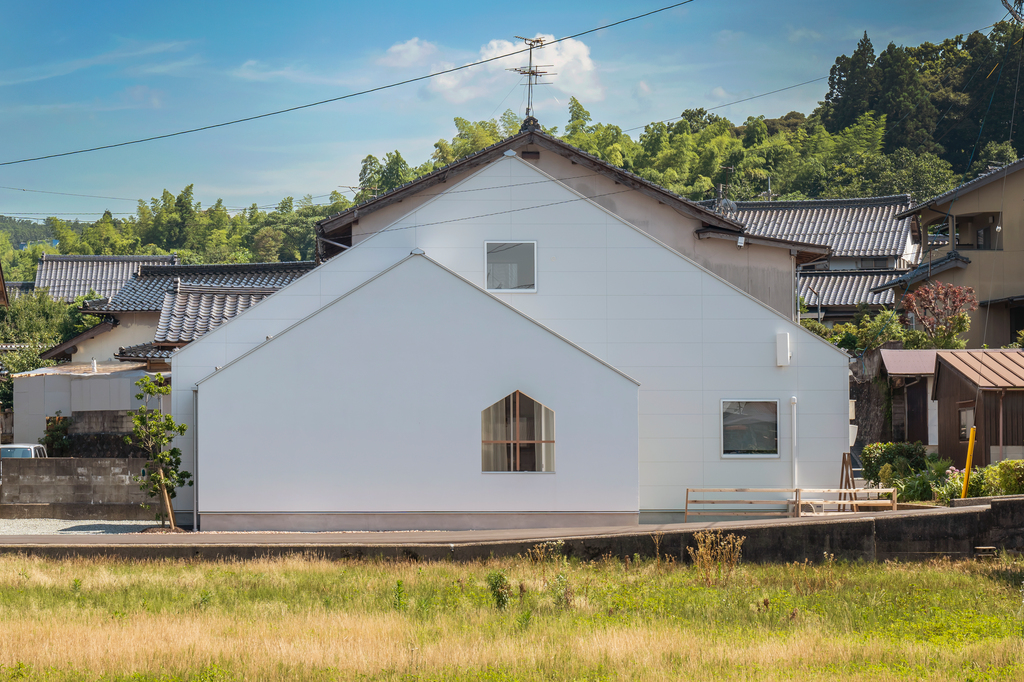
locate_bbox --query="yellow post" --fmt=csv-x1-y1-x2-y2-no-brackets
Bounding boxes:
961,426,977,499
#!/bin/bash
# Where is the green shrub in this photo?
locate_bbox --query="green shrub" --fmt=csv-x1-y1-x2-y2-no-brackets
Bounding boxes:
935,465,988,505
485,570,512,610
992,460,1024,496
860,442,928,484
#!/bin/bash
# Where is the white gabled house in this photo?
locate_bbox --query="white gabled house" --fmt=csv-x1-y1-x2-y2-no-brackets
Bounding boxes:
172,127,850,530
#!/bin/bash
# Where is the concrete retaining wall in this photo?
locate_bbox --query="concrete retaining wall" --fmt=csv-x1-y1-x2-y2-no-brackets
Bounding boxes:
0,458,149,505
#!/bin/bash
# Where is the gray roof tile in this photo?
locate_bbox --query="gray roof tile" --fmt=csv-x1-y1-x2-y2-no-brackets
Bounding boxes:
155,285,277,343
5,282,34,301
798,270,904,307
34,255,179,302
115,342,175,360
700,196,916,258
87,261,315,313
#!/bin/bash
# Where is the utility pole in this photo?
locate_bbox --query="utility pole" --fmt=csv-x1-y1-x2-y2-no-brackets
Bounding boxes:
1001,0,1023,23
508,36,556,130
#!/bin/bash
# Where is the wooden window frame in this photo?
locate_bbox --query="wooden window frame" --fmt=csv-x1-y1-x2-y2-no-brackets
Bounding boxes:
482,391,555,472
957,401,976,442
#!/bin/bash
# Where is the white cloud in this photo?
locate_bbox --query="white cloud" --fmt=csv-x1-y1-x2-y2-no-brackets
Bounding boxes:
788,26,823,43
427,34,604,107
128,55,204,76
0,41,189,87
378,38,438,68
230,60,352,87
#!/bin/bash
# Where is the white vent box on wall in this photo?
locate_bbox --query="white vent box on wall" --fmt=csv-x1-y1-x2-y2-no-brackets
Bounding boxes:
776,332,791,367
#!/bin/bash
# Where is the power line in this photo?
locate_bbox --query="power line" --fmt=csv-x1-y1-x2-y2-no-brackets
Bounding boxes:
0,186,138,202
0,0,699,168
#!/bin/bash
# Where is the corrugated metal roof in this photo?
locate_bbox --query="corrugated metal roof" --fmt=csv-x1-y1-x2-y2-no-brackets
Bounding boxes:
701,195,915,258
155,286,276,343
87,261,315,313
799,270,903,307
937,349,1024,389
880,349,938,376
34,255,179,302
115,343,175,360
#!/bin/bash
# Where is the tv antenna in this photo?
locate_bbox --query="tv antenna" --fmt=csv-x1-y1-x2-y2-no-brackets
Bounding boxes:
507,36,556,119
1002,0,1024,22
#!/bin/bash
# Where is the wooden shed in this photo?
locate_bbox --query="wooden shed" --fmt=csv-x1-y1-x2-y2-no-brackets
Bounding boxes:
933,350,1024,467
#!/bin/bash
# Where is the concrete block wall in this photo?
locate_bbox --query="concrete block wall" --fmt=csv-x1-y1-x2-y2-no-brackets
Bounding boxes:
68,410,134,435
0,458,150,505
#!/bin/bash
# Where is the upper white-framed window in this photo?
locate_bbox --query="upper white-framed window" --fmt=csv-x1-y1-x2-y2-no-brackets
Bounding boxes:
721,400,779,459
485,241,537,293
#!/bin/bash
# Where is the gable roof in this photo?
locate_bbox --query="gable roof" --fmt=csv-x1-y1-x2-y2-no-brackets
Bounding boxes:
799,269,903,308
198,252,640,386
39,321,116,361
935,349,1024,390
897,158,1024,219
86,261,315,313
35,254,179,302
700,195,917,258
314,130,752,262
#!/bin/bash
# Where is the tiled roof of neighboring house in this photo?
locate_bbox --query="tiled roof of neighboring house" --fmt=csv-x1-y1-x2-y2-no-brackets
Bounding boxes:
35,254,180,302
880,349,938,376
935,349,1024,389
115,343,175,360
697,195,917,259
897,158,1024,219
86,261,315,313
5,282,34,301
869,251,971,293
155,285,278,343
798,270,905,308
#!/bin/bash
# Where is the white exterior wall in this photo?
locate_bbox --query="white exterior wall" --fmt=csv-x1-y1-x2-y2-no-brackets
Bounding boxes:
173,156,849,518
72,312,159,363
927,375,939,446
196,256,639,529
13,369,148,444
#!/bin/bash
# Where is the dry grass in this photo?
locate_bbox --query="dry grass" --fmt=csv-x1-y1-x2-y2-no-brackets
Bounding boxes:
0,553,1020,681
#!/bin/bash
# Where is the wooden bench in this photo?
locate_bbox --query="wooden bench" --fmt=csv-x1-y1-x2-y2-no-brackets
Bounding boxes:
684,487,897,522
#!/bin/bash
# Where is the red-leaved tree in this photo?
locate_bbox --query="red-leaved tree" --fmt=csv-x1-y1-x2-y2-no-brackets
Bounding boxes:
902,280,978,349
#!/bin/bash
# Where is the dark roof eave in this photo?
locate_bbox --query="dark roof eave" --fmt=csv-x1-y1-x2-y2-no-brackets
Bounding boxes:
316,130,742,251
869,253,970,293
696,227,830,263
896,158,1024,219
39,321,115,360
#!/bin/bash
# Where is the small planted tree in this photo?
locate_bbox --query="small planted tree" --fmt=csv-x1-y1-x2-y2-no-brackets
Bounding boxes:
902,280,978,349
125,374,191,529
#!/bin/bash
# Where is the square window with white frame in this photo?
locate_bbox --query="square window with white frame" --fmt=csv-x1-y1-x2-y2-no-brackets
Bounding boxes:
722,400,779,458
485,242,536,292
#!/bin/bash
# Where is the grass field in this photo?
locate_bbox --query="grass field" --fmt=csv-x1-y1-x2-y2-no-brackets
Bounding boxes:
0,540,1021,681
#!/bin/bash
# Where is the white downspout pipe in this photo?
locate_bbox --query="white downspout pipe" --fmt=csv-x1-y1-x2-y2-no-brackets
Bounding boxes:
192,387,198,532
791,396,799,488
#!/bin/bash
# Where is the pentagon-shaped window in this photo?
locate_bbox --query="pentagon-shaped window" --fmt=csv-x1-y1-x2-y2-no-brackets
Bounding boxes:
482,391,554,472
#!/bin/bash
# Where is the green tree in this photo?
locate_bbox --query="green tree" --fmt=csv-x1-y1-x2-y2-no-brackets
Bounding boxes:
822,32,880,133
252,226,285,262
902,281,978,349
125,374,191,529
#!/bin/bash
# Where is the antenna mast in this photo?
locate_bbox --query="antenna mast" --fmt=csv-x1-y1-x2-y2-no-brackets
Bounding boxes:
508,36,555,123
1002,0,1024,22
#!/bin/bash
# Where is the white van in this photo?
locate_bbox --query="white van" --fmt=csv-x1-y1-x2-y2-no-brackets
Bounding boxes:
0,444,47,459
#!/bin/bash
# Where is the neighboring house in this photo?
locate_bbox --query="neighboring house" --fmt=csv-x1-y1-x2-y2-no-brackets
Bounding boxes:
932,349,1024,467
34,254,179,302
42,262,315,367
171,127,850,530
12,362,156,447
5,282,34,302
879,348,939,451
701,196,919,325
874,160,1024,347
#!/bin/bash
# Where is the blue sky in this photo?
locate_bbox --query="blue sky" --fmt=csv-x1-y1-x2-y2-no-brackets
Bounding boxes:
0,0,1011,221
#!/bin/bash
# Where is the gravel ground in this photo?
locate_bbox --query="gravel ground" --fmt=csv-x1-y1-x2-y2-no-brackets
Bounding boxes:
0,519,155,535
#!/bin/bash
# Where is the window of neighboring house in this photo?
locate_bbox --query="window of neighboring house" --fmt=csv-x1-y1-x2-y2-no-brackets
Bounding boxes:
958,402,976,442
482,391,554,472
860,258,889,269
485,242,536,292
722,400,779,458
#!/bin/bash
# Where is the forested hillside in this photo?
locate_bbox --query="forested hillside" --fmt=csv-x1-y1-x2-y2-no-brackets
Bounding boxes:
2,21,1021,282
